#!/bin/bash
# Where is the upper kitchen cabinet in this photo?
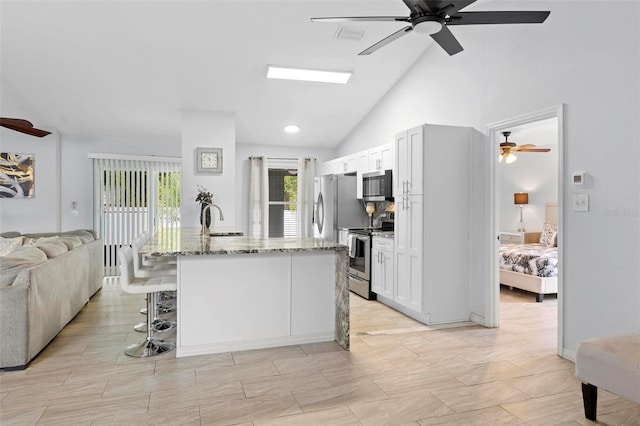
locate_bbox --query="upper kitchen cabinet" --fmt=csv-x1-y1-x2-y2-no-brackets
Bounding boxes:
368,144,394,172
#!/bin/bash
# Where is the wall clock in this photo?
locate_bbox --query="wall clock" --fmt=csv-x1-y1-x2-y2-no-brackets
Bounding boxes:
196,147,223,174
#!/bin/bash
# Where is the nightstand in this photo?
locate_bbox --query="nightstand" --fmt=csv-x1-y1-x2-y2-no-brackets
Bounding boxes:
499,231,541,244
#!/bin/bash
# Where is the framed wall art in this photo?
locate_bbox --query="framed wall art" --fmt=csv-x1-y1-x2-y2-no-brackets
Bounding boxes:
0,152,35,198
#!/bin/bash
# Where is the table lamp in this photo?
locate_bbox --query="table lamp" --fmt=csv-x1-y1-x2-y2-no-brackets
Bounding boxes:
514,192,528,232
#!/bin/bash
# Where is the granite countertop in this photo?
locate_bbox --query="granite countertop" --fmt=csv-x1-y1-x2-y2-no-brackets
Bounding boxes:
142,227,346,256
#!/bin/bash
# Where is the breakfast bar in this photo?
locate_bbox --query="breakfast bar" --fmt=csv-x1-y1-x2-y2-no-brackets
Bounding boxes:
142,228,349,357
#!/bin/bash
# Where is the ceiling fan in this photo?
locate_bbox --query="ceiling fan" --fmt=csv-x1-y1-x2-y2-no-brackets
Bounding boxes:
0,117,51,137
311,0,550,56
499,131,550,164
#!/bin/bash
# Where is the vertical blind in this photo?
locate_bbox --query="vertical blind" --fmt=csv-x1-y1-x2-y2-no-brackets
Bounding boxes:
90,154,181,276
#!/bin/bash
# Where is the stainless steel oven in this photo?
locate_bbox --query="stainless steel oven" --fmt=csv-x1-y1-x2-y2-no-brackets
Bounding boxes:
347,229,375,300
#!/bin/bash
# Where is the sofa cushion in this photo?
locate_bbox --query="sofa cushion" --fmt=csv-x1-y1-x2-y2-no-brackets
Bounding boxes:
0,246,48,286
23,236,60,247
0,236,24,256
36,241,69,258
58,236,83,250
0,232,21,238
64,230,95,243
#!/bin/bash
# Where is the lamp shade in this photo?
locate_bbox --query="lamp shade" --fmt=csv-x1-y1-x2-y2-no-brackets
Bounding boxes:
514,193,529,205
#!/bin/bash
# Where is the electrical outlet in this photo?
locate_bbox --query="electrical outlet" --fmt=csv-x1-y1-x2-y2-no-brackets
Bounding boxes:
71,210,79,217
573,194,589,212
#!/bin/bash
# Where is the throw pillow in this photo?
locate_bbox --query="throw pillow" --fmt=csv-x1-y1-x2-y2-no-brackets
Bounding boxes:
58,236,83,250
0,236,24,256
540,223,558,246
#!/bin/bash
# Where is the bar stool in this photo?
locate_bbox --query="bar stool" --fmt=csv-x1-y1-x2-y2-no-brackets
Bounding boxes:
119,246,177,357
132,236,177,314
129,236,177,332
139,231,177,266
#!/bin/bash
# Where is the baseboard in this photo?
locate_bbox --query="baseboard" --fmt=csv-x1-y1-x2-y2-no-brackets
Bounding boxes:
176,332,335,358
562,348,577,362
470,312,486,327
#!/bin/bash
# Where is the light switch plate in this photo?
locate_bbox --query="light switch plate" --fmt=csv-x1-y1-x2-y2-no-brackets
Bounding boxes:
573,194,589,212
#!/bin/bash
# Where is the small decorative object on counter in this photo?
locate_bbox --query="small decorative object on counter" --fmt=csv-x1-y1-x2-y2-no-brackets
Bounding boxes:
196,185,213,229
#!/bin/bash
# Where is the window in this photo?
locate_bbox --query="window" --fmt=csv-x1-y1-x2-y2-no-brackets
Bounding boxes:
92,155,181,275
268,168,297,238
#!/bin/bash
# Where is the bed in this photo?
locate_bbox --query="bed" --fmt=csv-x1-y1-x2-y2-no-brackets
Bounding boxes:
500,202,558,302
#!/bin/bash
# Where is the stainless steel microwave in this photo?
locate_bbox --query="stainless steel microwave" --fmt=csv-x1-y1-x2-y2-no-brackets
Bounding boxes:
362,169,393,201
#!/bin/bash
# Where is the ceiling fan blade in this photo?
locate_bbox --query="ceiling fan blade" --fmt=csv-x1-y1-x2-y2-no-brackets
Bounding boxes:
402,0,433,13
359,26,414,56
517,148,551,152
515,144,537,149
423,0,477,14
430,25,463,56
311,16,409,23
447,11,550,25
0,117,51,137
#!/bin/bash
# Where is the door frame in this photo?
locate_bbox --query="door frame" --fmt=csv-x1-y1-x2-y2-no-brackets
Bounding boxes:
486,104,565,356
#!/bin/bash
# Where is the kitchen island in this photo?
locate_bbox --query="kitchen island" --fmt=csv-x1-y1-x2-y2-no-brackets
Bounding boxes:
142,228,349,358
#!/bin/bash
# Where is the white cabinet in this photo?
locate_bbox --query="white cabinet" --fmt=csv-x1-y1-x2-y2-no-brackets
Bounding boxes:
355,151,369,199
395,126,424,197
392,124,473,323
371,236,394,299
368,144,394,172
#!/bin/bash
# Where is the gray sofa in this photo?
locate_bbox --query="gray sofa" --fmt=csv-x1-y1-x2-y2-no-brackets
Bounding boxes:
0,230,103,369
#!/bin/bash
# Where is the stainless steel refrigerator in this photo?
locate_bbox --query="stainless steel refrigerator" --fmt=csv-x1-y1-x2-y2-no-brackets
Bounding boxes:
313,173,368,242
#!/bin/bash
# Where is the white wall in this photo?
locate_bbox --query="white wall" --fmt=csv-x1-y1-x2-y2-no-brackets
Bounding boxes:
234,143,336,235
181,110,236,229
0,80,62,233
499,132,558,232
337,1,640,353
0,128,61,233
59,134,180,232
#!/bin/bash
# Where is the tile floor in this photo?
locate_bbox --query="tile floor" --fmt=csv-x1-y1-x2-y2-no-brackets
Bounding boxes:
1,281,638,425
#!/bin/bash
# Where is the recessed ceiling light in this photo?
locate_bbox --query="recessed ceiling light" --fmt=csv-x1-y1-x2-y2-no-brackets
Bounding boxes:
284,125,300,134
267,66,352,84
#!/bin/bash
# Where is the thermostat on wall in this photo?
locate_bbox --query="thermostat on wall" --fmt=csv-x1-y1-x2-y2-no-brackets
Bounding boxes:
573,171,587,186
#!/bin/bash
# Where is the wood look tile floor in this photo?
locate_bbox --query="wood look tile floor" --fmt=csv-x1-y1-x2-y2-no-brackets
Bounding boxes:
1,280,638,425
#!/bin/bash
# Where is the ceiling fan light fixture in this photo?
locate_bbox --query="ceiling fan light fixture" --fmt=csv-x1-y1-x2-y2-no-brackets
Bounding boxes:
413,19,443,35
505,152,517,164
266,66,352,84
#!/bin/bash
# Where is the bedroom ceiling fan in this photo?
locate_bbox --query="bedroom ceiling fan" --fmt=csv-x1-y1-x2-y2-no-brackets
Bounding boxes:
499,131,550,164
0,118,51,137
311,0,550,56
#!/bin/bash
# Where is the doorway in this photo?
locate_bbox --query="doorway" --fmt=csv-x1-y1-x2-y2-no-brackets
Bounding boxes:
486,105,565,356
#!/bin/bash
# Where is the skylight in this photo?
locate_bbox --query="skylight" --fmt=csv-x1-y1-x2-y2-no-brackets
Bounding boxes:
266,66,352,84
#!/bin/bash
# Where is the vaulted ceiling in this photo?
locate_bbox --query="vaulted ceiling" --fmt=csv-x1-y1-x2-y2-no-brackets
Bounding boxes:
0,1,447,147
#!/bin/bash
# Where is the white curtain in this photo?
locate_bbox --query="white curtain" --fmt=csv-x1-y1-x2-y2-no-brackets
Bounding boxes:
248,156,269,238
296,158,316,238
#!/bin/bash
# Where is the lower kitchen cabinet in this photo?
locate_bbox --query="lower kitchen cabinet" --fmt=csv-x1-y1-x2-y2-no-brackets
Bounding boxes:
371,236,394,299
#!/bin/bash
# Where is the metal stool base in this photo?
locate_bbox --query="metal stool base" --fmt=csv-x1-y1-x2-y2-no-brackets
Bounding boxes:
125,338,176,358
133,319,177,333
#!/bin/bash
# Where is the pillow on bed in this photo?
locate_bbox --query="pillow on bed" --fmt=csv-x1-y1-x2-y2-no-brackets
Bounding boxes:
540,223,558,246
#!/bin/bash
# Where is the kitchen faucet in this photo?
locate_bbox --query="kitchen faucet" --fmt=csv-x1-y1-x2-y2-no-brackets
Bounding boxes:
201,203,224,234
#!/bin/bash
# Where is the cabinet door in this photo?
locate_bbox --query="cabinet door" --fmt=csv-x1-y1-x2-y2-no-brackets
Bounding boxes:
380,144,394,171
406,126,423,195
368,147,381,171
381,247,394,299
394,131,408,197
395,195,423,312
371,247,383,295
356,151,368,199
